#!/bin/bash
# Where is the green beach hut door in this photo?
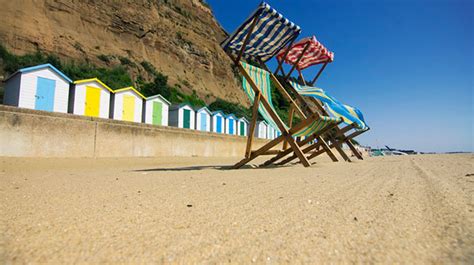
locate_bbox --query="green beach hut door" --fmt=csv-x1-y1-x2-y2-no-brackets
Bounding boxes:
152,101,162,125
183,109,191,129
240,121,245,136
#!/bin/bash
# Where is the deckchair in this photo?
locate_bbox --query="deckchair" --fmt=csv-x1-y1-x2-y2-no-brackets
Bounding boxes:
221,2,342,168
274,36,369,161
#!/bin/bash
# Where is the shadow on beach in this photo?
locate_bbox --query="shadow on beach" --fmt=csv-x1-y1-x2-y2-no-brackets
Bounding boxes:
132,163,295,172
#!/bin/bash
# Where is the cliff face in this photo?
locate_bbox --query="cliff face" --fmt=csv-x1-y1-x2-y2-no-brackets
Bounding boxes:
0,0,247,105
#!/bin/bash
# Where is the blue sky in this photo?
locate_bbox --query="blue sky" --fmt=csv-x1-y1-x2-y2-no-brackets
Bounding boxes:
207,0,473,153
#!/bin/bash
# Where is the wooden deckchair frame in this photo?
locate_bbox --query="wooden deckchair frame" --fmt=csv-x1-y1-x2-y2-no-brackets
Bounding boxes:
273,41,369,162
223,13,340,169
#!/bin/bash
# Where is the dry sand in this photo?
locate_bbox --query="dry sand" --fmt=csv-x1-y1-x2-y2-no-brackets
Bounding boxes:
1,154,473,264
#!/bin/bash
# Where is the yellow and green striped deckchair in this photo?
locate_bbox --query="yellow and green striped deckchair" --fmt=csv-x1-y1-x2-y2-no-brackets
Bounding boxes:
232,62,341,168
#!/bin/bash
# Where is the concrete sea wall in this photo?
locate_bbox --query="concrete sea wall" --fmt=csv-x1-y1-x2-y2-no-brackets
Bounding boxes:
0,105,271,158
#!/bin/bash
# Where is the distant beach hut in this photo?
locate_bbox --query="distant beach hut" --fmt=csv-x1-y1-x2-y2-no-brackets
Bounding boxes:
70,78,113,118
267,125,275,139
195,106,212,132
111,86,145,123
144,94,170,126
3,63,72,113
211,111,225,134
237,117,249,137
225,114,238,135
169,103,195,129
255,120,268,139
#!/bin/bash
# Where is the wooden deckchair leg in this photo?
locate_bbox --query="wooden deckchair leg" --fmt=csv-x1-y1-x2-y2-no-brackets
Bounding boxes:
285,134,311,167
283,105,295,150
232,135,285,169
245,94,261,158
347,139,364,160
317,136,339,162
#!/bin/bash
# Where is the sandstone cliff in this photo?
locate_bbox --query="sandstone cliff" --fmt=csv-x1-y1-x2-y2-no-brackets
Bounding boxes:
0,0,247,105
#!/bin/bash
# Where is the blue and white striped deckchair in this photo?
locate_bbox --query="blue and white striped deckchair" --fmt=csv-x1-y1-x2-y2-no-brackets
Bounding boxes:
221,2,301,62
289,81,368,130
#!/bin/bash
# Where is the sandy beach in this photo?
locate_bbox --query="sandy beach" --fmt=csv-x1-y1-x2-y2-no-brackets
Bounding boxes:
1,154,473,264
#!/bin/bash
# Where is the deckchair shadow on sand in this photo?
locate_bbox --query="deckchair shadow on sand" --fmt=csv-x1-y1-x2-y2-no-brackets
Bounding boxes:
274,36,370,162
220,2,342,169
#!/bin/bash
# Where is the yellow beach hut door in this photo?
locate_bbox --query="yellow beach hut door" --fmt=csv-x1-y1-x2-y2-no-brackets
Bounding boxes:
85,86,101,117
122,95,135,121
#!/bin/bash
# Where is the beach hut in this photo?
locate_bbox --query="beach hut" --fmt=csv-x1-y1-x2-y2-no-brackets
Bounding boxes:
195,106,212,132
237,117,249,137
70,78,113,118
267,125,276,139
211,111,225,134
111,86,145,123
225,114,238,135
144,94,170,126
169,103,195,129
3,63,72,113
254,120,268,139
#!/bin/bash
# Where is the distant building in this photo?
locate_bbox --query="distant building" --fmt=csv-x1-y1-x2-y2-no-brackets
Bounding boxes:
70,78,113,118
195,106,212,132
144,94,170,126
111,86,145,123
225,114,238,135
169,103,195,129
3,63,72,113
211,111,225,134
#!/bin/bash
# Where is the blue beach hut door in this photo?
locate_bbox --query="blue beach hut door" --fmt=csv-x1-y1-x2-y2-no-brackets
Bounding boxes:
216,116,222,133
35,77,55,111
229,119,234,134
200,113,207,131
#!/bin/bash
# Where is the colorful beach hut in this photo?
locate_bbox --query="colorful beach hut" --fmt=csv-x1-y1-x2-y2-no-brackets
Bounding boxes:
144,94,170,126
237,117,249,137
254,120,268,139
195,106,212,132
3,63,72,113
211,111,225,134
111,86,145,123
70,78,113,118
169,103,195,129
225,114,238,135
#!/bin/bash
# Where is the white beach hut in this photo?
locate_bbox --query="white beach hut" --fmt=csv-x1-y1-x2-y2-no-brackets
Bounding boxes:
195,106,212,132
237,117,249,137
254,120,268,139
111,86,145,123
211,111,225,134
169,103,195,129
225,114,238,135
70,78,113,118
144,94,170,126
3,63,72,113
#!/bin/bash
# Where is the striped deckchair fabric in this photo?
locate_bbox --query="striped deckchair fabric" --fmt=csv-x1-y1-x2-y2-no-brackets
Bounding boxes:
241,62,340,137
277,36,334,70
221,2,301,62
290,81,368,130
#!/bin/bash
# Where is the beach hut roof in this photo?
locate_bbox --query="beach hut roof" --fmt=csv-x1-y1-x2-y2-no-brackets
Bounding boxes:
258,120,269,125
170,103,193,111
225,114,238,119
146,94,171,105
114,86,146,99
238,117,249,123
5,63,72,83
211,110,225,116
74,78,114,92
194,106,212,114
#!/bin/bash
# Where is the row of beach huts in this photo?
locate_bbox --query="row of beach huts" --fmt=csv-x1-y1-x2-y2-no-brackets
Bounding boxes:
2,63,280,139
